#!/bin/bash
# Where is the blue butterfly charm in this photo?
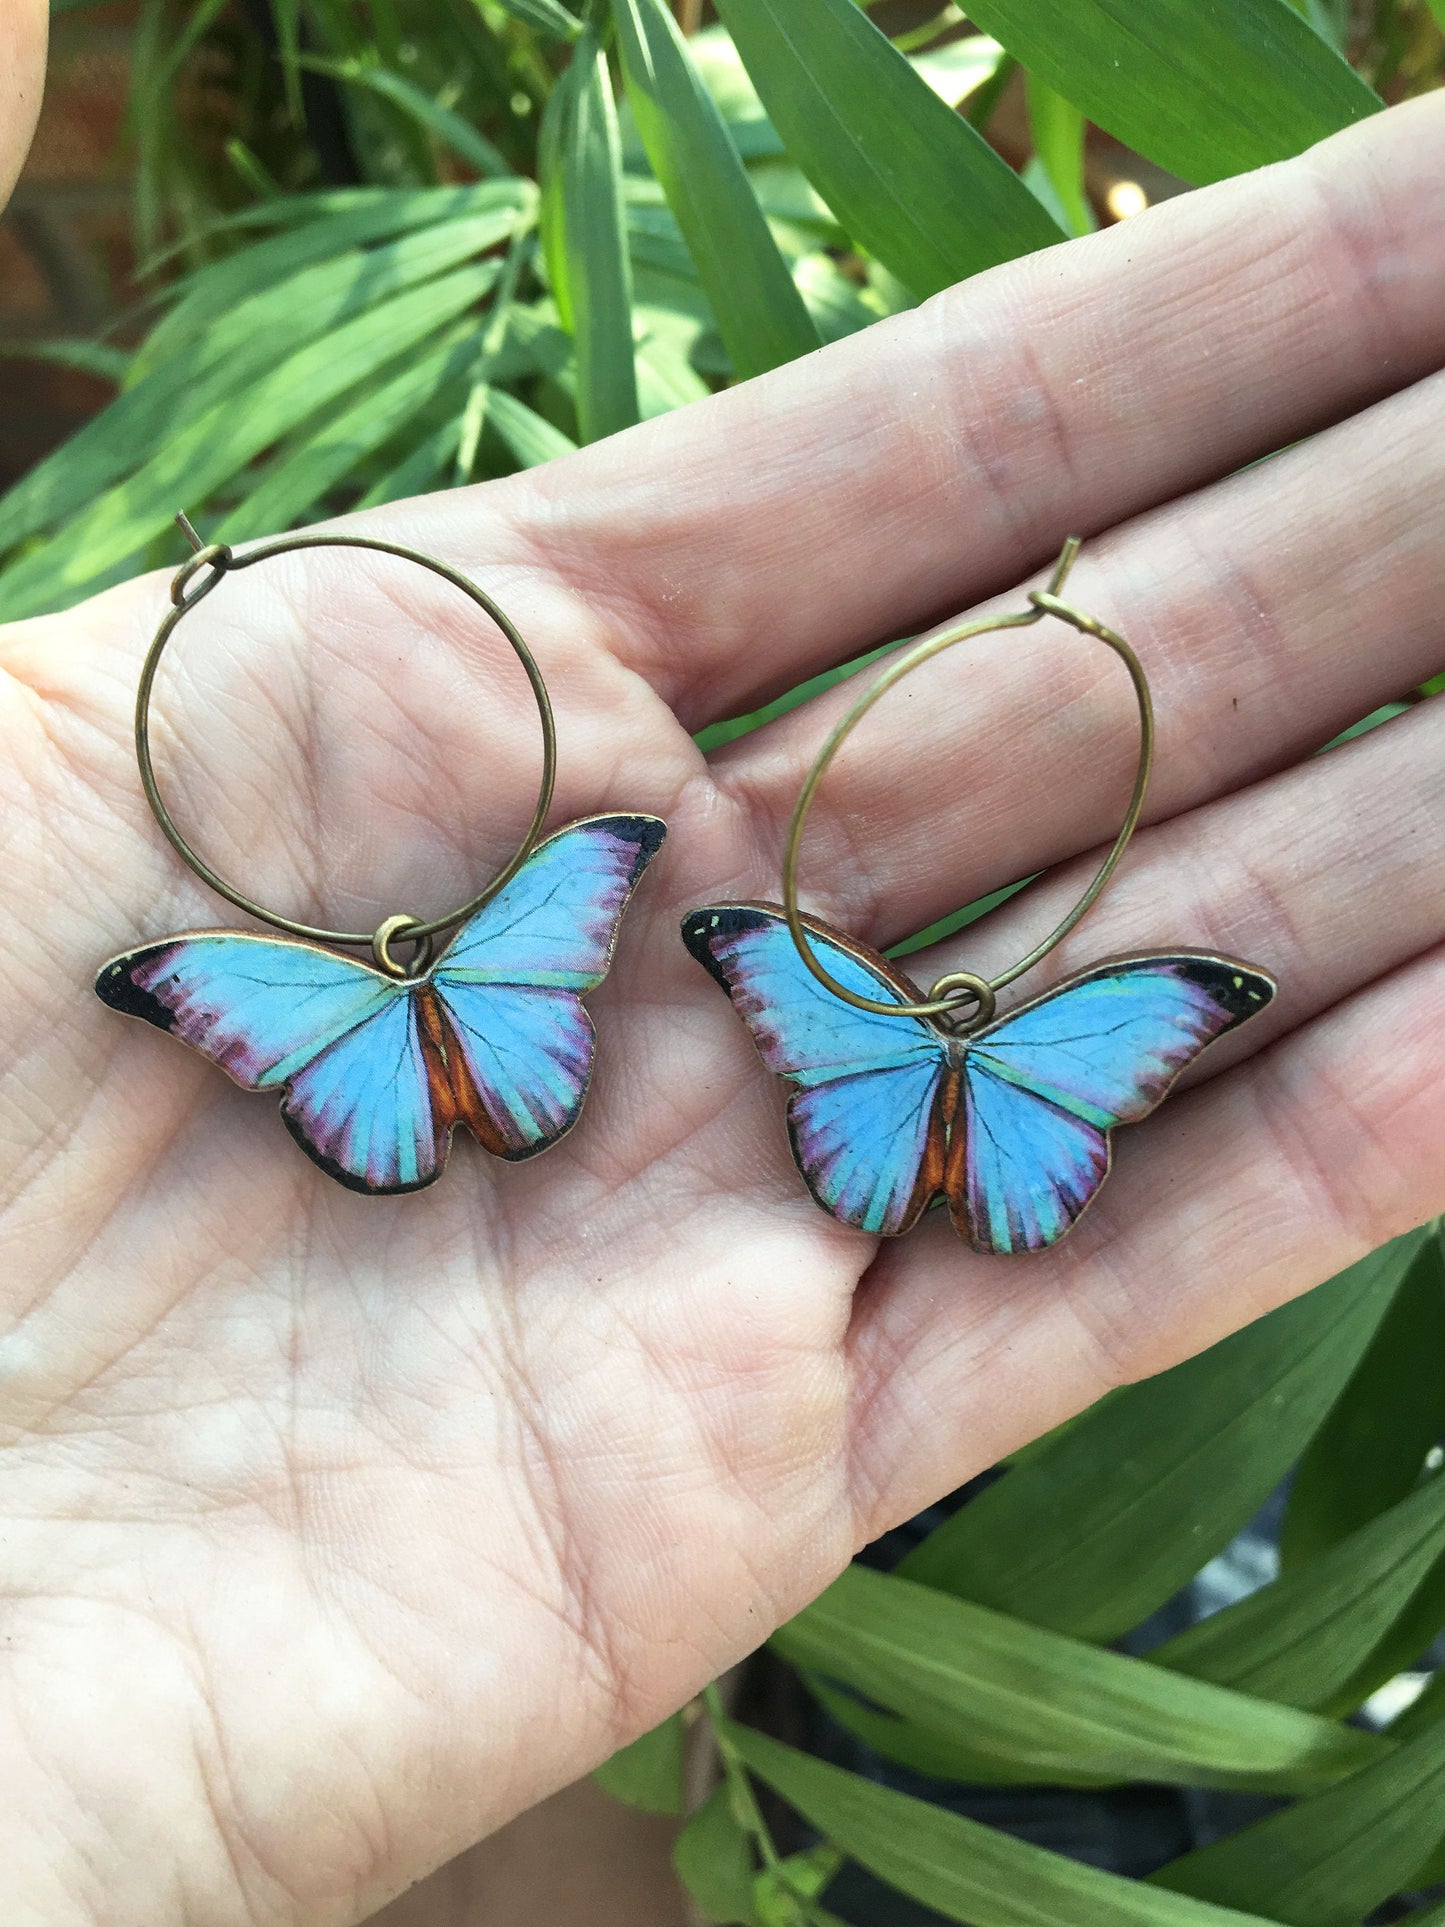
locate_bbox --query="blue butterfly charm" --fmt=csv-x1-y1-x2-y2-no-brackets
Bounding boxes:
682,904,1275,1252
97,814,664,1194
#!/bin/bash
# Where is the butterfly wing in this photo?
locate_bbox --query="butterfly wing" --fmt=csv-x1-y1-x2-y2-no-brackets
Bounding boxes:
428,813,666,1159
956,954,1276,1253
95,932,447,1193
682,904,949,1236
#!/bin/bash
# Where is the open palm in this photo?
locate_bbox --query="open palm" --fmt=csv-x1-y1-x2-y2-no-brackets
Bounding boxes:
4,96,1445,1927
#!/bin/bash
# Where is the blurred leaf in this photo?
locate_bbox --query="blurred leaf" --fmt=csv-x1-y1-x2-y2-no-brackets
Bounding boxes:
215,326,480,537
486,387,579,465
899,1237,1422,1638
483,0,583,38
673,1784,758,1923
910,33,1007,106
774,1565,1381,1793
0,339,131,383
713,0,1060,299
964,0,1379,185
269,0,305,125
0,189,528,556
611,0,820,378
1282,1224,1445,1567
299,54,513,179
1153,1458,1445,1715
541,30,640,440
728,1724,1286,1926
354,415,464,507
1153,1716,1445,1925
0,263,496,617
593,1710,686,1814
1406,1905,1445,1927
1025,75,1095,236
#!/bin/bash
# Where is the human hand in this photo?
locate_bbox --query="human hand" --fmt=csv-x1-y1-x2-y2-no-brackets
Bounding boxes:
2,91,1444,1927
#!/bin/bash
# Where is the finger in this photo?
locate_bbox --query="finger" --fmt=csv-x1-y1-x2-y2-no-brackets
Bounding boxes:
706,364,1445,946
442,93,1445,725
845,940,1445,1537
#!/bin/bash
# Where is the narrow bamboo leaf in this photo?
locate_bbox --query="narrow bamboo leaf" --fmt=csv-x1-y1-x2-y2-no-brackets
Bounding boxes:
1154,1464,1445,1715
1153,1716,1445,1925
486,0,583,38
911,33,1006,107
963,0,1379,186
729,1724,1286,1927
774,1565,1380,1794
899,1237,1420,1639
354,416,464,508
713,0,1059,299
592,1710,686,1814
1405,1905,1445,1927
541,32,640,440
673,1784,757,1923
0,264,494,617
215,327,479,537
486,387,577,465
611,0,818,378
1025,75,1094,237
1282,1226,1445,1567
269,0,305,125
1391,1666,1445,1743
1,339,131,383
300,55,513,179
0,192,527,554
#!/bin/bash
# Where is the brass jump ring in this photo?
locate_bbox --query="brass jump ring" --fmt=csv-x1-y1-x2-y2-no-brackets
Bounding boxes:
137,517,557,956
781,536,1155,1022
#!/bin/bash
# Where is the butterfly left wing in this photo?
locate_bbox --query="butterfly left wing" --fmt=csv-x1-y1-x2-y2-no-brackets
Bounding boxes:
95,932,448,1193
682,904,950,1236
428,813,666,1159
954,954,1275,1253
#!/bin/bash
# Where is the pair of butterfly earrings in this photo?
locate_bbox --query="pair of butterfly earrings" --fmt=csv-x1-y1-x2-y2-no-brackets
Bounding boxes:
95,520,1275,1254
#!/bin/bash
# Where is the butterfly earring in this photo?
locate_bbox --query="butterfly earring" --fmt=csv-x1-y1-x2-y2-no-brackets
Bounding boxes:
682,537,1275,1254
96,515,665,1195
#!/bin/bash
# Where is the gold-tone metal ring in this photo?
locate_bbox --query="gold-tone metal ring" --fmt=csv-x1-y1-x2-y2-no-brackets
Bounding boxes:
137,514,557,955
781,537,1155,1022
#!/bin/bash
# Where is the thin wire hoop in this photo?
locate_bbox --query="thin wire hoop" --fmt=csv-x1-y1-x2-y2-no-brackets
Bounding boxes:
137,515,557,975
781,537,1155,1025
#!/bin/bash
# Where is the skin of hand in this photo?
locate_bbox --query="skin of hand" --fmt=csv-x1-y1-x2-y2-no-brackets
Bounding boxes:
1,87,1444,1927
0,0,45,209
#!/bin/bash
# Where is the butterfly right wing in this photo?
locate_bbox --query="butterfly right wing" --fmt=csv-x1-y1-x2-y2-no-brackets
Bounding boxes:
95,932,448,1193
682,904,949,1236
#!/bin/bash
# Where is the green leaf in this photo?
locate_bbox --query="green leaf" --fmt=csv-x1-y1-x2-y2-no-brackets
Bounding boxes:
1153,1462,1445,1716
963,0,1379,186
0,263,495,617
673,1784,758,1923
1405,1905,1445,1927
1282,1225,1445,1567
0,189,528,555
610,0,819,379
0,338,131,383
486,387,578,465
299,55,514,180
728,1724,1286,1927
592,1711,686,1814
484,0,583,38
1153,1716,1445,1925
712,0,1059,300
899,1237,1421,1639
540,31,640,440
354,416,465,508
1025,74,1094,237
773,1565,1381,1793
214,327,480,537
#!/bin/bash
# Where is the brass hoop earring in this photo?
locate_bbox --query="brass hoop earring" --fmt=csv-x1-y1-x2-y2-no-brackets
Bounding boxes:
97,513,666,1197
682,537,1276,1254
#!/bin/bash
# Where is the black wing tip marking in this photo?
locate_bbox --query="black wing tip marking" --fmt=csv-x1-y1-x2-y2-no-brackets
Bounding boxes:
94,946,182,1034
679,905,769,997
587,812,667,885
1173,957,1277,1027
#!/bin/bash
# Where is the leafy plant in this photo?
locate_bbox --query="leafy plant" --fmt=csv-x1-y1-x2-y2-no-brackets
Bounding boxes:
10,2,1445,1920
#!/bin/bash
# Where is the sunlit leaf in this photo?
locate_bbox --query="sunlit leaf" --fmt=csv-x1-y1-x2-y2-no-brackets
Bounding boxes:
1153,1716,1445,1924
899,1238,1420,1639
300,54,513,180
729,1724,1286,1926
611,0,819,378
964,0,1379,184
673,1784,757,1923
713,0,1060,299
1025,75,1095,237
774,1565,1381,1793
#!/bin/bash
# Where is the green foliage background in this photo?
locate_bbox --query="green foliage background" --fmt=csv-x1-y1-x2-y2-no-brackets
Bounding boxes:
12,1,1445,1920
